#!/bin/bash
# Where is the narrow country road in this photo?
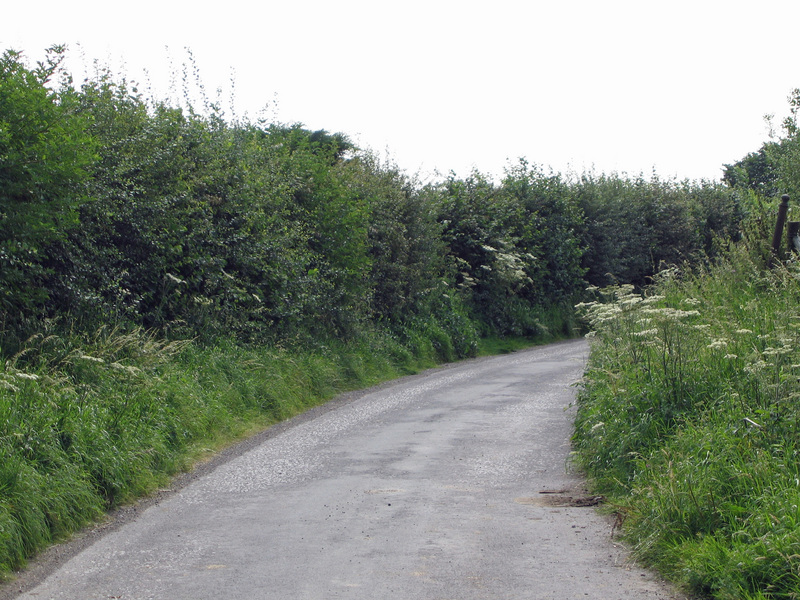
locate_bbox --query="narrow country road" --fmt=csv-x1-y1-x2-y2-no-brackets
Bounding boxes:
6,339,684,599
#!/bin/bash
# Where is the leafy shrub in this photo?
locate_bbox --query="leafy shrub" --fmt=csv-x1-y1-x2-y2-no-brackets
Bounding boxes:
574,234,800,598
0,47,96,326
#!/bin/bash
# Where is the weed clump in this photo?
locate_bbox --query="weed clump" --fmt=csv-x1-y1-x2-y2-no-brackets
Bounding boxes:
574,247,800,599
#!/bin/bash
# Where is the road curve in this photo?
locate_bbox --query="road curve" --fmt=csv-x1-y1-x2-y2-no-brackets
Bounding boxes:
7,339,684,599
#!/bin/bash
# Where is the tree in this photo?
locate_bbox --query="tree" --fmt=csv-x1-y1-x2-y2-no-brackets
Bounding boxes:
773,88,800,200
500,160,586,304
722,143,780,198
434,170,539,334
0,46,96,320
352,155,449,324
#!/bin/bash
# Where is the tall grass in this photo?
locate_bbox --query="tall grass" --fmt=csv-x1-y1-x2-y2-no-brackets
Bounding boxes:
0,310,571,578
574,242,800,599
0,318,492,578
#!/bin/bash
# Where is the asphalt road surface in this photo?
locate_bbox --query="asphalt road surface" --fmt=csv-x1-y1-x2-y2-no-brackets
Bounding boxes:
7,339,685,600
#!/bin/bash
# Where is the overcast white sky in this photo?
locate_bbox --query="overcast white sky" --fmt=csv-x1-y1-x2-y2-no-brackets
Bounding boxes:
4,0,799,182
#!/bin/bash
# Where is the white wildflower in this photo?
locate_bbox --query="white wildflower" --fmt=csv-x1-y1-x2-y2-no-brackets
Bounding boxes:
633,329,659,337
745,360,769,374
639,307,699,319
620,297,643,307
762,346,792,356
575,301,599,310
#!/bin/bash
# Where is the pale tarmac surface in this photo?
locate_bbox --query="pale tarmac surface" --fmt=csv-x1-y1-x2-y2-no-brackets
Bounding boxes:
6,339,686,599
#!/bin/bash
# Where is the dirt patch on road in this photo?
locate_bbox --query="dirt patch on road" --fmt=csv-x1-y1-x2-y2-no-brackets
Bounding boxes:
514,490,605,508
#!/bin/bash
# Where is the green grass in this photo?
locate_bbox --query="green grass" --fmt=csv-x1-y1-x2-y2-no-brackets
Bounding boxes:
0,326,387,576
0,315,570,578
476,335,555,356
573,243,800,599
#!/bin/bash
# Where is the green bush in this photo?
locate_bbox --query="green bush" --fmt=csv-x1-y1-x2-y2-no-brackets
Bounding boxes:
574,233,800,598
0,47,96,326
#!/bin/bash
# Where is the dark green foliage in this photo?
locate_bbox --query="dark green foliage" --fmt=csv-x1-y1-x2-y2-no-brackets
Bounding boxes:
0,47,744,347
574,173,740,288
0,45,758,581
500,160,586,304
63,81,311,341
724,88,800,202
272,125,372,337
359,157,448,324
434,170,526,332
723,143,781,197
774,88,800,200
0,47,97,321
431,167,585,336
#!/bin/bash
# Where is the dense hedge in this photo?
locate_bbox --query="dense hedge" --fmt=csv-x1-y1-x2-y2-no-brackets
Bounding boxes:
0,44,771,579
0,46,743,352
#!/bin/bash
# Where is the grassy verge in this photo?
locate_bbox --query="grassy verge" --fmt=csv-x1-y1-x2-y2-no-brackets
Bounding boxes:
0,314,575,578
573,245,800,599
0,324,424,577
